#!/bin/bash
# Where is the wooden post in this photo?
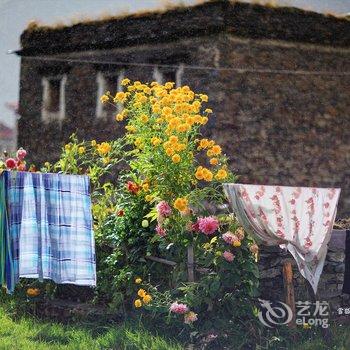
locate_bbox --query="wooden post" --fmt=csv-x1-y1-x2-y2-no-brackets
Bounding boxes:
282,261,296,328
187,245,195,282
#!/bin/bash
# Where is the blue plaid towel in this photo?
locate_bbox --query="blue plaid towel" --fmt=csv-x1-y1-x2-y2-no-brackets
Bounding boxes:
5,171,96,287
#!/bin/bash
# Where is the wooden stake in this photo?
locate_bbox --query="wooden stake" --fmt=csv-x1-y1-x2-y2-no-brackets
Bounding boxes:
282,261,296,328
187,245,195,282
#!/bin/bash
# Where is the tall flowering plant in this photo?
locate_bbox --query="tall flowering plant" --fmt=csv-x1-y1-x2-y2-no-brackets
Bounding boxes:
100,80,259,326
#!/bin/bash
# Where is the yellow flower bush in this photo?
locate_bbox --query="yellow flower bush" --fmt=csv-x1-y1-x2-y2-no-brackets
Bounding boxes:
108,79,233,216
88,79,258,329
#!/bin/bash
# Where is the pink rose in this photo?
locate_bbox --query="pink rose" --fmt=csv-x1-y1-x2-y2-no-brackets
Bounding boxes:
16,148,27,160
156,201,172,217
223,251,234,262
169,302,189,314
156,224,166,237
5,158,17,169
197,216,219,235
222,232,238,244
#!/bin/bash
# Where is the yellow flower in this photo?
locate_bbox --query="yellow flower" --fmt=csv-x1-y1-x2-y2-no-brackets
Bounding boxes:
168,117,181,129
210,158,219,166
100,94,109,103
113,92,126,103
207,149,214,157
175,143,186,152
151,137,161,146
103,157,110,165
200,117,208,125
193,100,201,109
165,82,175,89
138,289,147,298
169,136,178,144
91,140,97,146
165,148,174,156
134,81,141,87
78,146,85,154
135,277,142,284
143,294,152,304
139,95,148,103
115,113,124,121
144,87,151,94
177,123,191,133
121,78,130,86
65,144,71,151
194,114,202,124
172,154,181,163
199,94,208,102
140,114,149,123
215,168,228,180
97,142,111,155
125,125,136,133
162,106,172,116
202,168,213,181
195,166,204,180
211,145,222,155
198,138,210,149
205,108,213,114
145,194,153,202
142,183,149,192
152,104,161,113
134,299,142,308
174,197,188,212
26,288,40,297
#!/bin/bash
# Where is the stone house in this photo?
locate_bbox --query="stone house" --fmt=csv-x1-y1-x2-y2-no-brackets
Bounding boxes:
16,0,350,218
14,0,350,309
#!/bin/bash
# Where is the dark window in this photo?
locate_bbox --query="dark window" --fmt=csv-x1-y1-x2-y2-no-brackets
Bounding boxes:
161,69,177,84
47,78,60,112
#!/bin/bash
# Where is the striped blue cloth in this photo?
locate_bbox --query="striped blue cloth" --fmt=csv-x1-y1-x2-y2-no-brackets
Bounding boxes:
5,171,96,287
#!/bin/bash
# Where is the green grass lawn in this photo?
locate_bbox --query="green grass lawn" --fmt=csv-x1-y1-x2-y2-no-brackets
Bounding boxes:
0,305,350,350
0,307,183,350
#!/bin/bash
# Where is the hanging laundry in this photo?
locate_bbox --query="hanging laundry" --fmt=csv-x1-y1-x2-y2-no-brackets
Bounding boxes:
5,171,96,289
223,183,341,294
343,230,350,294
0,172,14,293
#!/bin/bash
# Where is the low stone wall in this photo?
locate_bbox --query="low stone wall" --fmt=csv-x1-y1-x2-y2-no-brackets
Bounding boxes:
258,230,349,312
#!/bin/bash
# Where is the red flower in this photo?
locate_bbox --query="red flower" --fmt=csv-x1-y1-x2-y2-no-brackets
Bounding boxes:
16,148,27,160
117,209,124,217
5,158,17,169
126,181,140,194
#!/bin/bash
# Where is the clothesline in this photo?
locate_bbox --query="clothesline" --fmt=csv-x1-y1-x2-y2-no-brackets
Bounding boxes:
9,54,350,77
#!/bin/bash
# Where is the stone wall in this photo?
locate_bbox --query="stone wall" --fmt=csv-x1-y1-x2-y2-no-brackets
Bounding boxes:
258,230,349,311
